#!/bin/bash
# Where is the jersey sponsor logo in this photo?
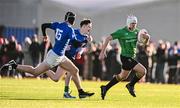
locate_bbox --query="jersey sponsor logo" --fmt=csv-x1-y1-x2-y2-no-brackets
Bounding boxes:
135,32,138,35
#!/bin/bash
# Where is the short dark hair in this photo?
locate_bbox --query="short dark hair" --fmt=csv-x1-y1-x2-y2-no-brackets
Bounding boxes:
64,11,76,25
80,19,91,27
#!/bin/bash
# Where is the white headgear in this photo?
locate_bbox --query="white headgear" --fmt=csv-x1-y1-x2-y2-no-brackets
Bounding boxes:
126,15,137,27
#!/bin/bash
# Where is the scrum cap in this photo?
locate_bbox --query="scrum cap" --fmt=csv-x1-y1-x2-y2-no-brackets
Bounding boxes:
126,15,137,27
65,11,76,25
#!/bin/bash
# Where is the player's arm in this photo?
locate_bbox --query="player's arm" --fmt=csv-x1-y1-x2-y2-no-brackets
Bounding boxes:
99,35,113,60
144,34,150,44
41,23,52,37
76,48,86,59
71,39,81,48
87,35,93,42
142,29,150,43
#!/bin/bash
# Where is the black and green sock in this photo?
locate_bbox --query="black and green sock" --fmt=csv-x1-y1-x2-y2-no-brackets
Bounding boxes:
64,86,69,93
105,76,119,91
129,74,140,86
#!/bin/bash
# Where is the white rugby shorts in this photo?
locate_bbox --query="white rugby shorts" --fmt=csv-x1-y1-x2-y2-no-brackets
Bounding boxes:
44,49,66,68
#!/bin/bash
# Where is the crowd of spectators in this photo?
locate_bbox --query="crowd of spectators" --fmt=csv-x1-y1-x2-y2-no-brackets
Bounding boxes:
0,35,180,84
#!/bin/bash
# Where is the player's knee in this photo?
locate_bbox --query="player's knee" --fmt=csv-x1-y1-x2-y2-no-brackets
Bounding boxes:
121,75,128,80
116,74,122,81
53,77,59,82
143,68,147,76
33,68,43,77
116,74,128,81
74,67,79,74
139,67,146,77
70,67,79,77
66,72,72,78
33,69,39,77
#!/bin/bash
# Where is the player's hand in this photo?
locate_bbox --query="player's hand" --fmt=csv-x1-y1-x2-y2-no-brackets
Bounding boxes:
87,35,93,42
76,53,81,59
142,33,150,45
138,29,150,45
42,35,48,40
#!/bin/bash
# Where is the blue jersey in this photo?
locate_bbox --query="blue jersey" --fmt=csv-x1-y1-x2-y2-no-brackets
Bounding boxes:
50,22,75,56
65,29,88,59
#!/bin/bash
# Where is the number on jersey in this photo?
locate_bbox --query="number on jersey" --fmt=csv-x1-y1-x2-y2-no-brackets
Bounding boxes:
55,29,63,40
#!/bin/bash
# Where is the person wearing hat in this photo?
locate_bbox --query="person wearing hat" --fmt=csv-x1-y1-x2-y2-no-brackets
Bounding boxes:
99,15,150,100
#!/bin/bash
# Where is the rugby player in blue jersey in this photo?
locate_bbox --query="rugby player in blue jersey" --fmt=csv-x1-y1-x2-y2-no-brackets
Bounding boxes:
46,19,93,98
0,12,94,99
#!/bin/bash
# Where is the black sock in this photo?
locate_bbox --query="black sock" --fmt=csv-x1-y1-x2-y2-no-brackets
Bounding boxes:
129,75,140,86
105,76,119,91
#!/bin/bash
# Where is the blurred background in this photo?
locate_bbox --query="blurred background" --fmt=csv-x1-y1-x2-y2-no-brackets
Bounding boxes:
0,0,180,42
0,0,179,84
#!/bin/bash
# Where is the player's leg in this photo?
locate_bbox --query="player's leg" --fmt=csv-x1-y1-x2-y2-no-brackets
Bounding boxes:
16,49,63,77
46,66,65,82
0,60,50,77
60,56,94,98
101,55,137,100
63,72,76,98
60,57,81,89
45,65,76,98
129,63,146,86
132,63,146,82
126,63,146,97
100,69,130,100
17,62,50,77
64,72,72,92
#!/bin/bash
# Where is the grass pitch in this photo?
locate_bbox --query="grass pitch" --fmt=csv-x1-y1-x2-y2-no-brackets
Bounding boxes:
0,78,180,108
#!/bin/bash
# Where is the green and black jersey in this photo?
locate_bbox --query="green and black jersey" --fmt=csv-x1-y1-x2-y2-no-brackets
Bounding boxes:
111,26,140,58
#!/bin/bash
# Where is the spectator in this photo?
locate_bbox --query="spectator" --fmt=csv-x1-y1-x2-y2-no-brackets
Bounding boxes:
155,40,166,84
136,45,149,82
29,34,41,67
40,36,52,62
16,44,25,78
7,36,18,77
104,42,121,80
0,38,9,76
92,42,102,81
